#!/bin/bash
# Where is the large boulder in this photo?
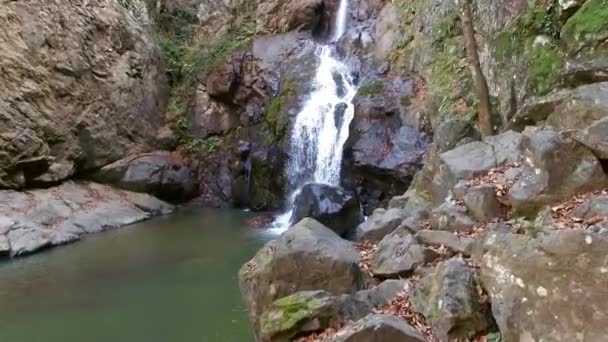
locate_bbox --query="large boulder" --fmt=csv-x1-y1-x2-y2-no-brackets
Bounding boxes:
573,116,608,160
0,0,167,189
290,184,362,237
0,181,173,257
478,229,608,341
411,259,490,341
239,218,364,340
329,314,425,342
92,152,196,203
508,129,607,215
344,76,431,213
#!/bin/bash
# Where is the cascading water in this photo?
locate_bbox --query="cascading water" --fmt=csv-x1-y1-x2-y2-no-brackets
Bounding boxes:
269,0,357,234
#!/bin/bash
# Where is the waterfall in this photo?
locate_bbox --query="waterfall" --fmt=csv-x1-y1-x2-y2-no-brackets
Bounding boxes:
269,0,356,234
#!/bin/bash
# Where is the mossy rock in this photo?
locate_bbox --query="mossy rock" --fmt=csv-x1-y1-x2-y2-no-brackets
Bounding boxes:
260,291,336,342
264,79,298,143
561,0,608,53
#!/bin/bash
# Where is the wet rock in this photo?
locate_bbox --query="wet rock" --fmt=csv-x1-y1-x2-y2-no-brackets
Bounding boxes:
371,228,439,278
464,185,504,222
412,259,490,341
334,102,348,129
573,116,608,160
330,314,425,342
92,152,196,203
290,184,362,237
508,129,607,215
239,218,364,340
356,208,408,242
479,229,608,341
154,126,178,150
0,235,10,256
415,230,474,256
429,202,477,232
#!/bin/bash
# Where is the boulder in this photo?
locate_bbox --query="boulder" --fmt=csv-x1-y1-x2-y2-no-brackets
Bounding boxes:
433,119,481,153
479,230,608,341
290,184,362,237
0,235,9,256
573,116,608,160
439,142,497,181
260,280,408,342
329,315,425,342
92,152,196,203
483,130,523,165
508,129,607,215
574,194,608,219
0,0,167,188
429,202,477,232
0,181,174,257
239,218,364,340
355,208,409,242
371,228,439,278
415,230,474,256
411,259,490,341
464,185,504,222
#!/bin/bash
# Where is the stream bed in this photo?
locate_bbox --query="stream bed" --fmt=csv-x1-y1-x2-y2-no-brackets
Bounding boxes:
0,208,269,342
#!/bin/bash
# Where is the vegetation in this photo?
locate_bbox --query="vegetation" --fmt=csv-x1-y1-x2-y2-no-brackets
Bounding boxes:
264,80,298,143
561,0,608,52
356,80,385,97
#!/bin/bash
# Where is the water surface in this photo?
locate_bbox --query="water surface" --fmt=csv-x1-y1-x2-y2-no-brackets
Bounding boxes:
0,208,269,342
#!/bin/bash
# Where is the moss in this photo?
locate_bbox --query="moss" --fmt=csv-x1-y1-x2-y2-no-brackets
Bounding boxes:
431,14,460,45
356,79,385,97
527,45,563,95
264,80,297,142
561,0,608,52
260,293,327,337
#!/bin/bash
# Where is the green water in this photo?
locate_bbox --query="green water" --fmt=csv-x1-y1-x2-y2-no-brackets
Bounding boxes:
0,208,270,342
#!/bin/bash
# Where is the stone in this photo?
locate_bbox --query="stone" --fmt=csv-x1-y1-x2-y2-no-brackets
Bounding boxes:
483,130,523,165
574,194,608,219
290,184,362,237
464,185,504,222
239,218,364,340
573,116,608,160
356,208,409,242
92,152,197,203
0,236,10,255
412,259,490,341
7,226,79,257
0,181,173,258
0,0,167,188
508,129,607,215
415,230,474,256
371,228,439,278
439,142,497,181
433,119,481,153
479,230,608,341
429,202,477,232
259,280,408,342
329,314,425,342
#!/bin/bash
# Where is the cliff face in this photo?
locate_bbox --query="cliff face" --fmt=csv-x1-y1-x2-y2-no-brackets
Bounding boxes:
0,0,168,189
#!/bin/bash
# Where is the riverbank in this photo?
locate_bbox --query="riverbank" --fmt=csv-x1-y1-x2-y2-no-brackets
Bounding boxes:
0,181,175,258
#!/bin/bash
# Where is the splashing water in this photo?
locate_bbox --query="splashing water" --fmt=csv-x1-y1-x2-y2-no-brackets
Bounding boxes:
268,0,356,234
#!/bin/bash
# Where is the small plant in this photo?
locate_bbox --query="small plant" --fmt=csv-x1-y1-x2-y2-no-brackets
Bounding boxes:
486,332,503,342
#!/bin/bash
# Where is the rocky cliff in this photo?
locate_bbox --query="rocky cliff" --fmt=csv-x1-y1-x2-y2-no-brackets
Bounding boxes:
0,0,169,188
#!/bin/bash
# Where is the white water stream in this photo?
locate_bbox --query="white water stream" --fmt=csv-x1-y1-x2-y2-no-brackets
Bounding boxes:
269,0,357,234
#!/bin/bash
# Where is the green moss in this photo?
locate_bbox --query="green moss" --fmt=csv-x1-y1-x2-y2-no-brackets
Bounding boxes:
431,14,460,45
356,79,385,97
260,293,327,337
527,45,563,95
264,80,297,143
561,0,608,52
